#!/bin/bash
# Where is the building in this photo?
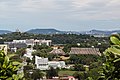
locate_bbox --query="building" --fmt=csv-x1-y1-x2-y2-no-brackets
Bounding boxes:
40,40,52,46
13,40,26,43
23,48,36,60
26,39,52,46
48,61,66,69
4,41,27,52
9,43,27,49
69,47,101,56
35,56,66,70
0,44,8,54
6,39,52,47
35,56,49,70
4,39,52,51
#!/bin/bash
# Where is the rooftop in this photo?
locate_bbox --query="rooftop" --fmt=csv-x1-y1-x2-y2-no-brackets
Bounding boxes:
69,47,101,56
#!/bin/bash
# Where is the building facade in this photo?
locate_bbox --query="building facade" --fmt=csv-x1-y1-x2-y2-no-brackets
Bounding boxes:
35,56,49,70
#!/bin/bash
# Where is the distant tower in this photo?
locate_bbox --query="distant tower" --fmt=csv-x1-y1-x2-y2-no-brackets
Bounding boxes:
16,28,21,33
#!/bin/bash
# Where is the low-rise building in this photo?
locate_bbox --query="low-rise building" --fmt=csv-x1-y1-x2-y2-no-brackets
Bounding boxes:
5,39,52,47
48,61,66,69
35,56,66,70
24,48,35,60
35,56,49,70
69,47,101,56
5,39,52,51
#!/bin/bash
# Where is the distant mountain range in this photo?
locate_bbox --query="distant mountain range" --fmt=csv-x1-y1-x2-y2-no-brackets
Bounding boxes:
26,29,64,34
0,29,120,36
0,30,11,34
82,30,120,35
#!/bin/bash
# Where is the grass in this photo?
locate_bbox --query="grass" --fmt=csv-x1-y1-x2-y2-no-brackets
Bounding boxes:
58,70,77,76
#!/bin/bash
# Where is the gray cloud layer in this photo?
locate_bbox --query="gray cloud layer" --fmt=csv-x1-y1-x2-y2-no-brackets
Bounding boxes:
0,0,120,31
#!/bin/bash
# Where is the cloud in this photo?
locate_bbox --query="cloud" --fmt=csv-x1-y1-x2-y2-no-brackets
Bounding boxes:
0,0,120,31
0,0,120,20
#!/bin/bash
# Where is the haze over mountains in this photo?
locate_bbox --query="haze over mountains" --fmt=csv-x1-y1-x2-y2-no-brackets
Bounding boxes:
0,30,12,34
0,28,120,35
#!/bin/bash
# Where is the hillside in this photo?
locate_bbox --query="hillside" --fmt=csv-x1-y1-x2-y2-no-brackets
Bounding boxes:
0,30,11,34
81,29,120,36
26,29,63,34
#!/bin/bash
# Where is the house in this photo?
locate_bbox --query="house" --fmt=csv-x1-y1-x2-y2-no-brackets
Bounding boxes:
35,56,49,70
69,47,101,56
0,44,8,54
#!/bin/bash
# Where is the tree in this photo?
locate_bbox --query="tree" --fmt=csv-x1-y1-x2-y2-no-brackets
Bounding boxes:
0,50,24,80
99,34,120,80
16,48,26,57
32,69,44,80
73,72,85,80
74,64,85,71
23,64,33,79
46,67,58,79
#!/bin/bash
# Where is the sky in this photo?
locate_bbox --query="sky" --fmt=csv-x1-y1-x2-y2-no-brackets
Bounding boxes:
0,0,120,31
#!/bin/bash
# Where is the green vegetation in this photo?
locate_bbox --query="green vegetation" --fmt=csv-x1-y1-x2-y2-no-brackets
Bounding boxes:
98,34,120,80
59,70,77,76
0,50,24,80
1,32,109,52
46,67,59,79
68,54,101,65
1,32,118,80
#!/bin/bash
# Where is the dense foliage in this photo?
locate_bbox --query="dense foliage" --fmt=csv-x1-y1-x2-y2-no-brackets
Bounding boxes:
46,67,59,79
68,54,100,65
0,32,109,48
0,50,24,80
98,34,120,80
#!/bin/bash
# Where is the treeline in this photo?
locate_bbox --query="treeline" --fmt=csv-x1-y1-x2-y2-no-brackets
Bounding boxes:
0,32,109,43
0,32,110,52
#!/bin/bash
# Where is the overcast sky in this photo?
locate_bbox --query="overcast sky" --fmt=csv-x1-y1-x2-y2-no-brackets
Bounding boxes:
0,0,120,31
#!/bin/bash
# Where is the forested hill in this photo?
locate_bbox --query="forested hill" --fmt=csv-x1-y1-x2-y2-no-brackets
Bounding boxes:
0,32,108,44
26,29,64,34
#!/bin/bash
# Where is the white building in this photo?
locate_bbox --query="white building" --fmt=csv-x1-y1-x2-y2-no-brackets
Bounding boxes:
48,61,66,69
33,39,52,46
35,56,49,70
39,40,52,46
11,39,52,46
13,40,26,43
24,48,35,60
35,56,66,70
